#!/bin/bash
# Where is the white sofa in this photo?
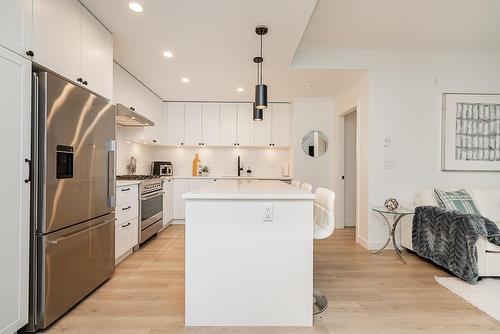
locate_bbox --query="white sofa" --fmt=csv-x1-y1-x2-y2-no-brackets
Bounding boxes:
400,187,500,277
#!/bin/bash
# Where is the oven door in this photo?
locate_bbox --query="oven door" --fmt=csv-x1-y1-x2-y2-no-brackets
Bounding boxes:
140,190,163,230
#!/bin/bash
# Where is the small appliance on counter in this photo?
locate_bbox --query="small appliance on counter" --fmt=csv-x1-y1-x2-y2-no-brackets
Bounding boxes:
151,161,173,176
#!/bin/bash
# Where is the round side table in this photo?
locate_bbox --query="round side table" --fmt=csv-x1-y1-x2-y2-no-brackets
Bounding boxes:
371,206,414,263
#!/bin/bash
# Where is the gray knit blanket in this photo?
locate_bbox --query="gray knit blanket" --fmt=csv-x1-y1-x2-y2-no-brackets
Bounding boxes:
412,206,500,283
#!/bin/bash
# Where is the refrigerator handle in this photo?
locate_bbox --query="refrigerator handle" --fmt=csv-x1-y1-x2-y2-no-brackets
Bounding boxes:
107,140,116,208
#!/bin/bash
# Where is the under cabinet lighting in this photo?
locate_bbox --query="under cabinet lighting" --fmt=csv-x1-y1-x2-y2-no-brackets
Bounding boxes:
128,2,143,13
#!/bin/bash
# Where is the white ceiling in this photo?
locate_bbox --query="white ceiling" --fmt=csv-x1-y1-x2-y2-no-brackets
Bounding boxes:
299,0,500,50
80,0,362,101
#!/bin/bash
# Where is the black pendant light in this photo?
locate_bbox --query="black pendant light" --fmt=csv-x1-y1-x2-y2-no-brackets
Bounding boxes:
254,25,268,115
253,102,263,121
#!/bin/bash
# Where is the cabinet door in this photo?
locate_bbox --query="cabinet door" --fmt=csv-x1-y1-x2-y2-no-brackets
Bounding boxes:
272,103,291,147
163,178,174,225
80,8,113,99
113,62,134,107
237,103,254,146
219,103,238,146
184,102,202,146
166,102,185,146
254,104,272,147
0,46,31,334
142,95,164,144
188,179,213,191
0,0,32,57
173,179,189,220
202,103,220,146
33,0,81,83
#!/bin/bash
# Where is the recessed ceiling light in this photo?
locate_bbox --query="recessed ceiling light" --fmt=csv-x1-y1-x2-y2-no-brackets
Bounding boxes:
131,116,136,120
181,77,190,83
144,123,149,126
304,83,313,89
128,2,143,12
237,87,244,92
163,51,173,58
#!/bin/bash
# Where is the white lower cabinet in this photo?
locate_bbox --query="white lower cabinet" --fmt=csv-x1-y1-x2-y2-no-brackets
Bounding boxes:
163,178,174,226
115,184,139,263
0,45,31,334
115,218,138,262
173,179,189,219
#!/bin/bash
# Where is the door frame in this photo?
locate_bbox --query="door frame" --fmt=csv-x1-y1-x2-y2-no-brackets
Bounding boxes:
337,102,361,242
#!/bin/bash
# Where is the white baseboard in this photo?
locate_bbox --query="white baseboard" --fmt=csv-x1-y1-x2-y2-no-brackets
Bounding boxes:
171,219,185,224
356,235,399,250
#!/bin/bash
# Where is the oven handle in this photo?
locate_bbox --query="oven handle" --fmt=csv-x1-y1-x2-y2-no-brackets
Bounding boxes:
141,191,165,201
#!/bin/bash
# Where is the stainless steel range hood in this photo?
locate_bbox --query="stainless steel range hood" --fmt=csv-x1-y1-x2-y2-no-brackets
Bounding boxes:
116,103,155,127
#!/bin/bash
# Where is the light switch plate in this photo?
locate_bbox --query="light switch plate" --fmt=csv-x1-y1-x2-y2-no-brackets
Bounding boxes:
384,160,396,169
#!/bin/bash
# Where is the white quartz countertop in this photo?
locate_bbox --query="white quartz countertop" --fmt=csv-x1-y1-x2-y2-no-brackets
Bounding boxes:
183,180,314,200
116,180,141,187
163,175,291,180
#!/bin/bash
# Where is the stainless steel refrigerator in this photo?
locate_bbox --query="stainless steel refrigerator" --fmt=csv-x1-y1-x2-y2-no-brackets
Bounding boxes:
25,71,116,331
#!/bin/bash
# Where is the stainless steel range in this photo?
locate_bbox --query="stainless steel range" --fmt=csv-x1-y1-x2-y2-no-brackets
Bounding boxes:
117,175,163,243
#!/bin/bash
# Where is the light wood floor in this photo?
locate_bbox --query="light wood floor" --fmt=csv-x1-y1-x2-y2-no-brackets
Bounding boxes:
46,225,500,334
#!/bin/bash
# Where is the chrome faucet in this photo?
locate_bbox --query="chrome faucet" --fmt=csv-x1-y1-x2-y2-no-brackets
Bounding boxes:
237,155,243,177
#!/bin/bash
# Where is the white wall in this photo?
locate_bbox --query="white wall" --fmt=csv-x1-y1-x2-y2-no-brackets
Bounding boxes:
292,98,335,191
294,49,500,248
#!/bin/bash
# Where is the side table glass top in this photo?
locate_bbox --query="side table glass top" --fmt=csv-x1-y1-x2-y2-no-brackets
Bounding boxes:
372,206,414,215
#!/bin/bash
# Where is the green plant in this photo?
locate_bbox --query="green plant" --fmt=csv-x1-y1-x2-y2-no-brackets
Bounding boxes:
202,165,209,173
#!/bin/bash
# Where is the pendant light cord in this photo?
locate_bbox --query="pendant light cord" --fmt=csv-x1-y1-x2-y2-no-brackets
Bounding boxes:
259,34,263,84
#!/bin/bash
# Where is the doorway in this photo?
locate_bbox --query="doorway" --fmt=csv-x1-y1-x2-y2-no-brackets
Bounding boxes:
343,110,357,228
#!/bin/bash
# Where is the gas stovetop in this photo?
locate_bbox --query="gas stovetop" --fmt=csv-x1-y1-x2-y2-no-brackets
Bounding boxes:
116,175,163,194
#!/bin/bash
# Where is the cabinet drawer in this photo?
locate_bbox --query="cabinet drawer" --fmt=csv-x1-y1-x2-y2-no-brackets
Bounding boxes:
116,201,138,224
116,185,138,206
115,218,138,260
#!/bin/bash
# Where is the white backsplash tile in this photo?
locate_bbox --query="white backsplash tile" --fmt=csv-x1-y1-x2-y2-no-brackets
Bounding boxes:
154,146,291,178
117,126,291,177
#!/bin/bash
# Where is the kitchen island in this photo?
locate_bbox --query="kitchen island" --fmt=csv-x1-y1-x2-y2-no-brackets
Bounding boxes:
183,180,315,326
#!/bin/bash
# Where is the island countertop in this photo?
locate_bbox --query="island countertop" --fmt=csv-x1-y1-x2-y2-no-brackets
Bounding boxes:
182,179,315,200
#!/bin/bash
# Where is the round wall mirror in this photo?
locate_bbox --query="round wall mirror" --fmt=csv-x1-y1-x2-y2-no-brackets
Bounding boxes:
302,130,328,157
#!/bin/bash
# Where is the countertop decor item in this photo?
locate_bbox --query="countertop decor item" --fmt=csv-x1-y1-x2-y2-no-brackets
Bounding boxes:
192,153,200,177
201,165,210,177
126,156,137,175
372,206,414,263
384,198,399,211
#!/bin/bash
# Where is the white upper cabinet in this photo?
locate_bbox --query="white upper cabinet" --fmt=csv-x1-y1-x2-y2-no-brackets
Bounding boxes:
0,0,32,57
184,102,202,146
0,45,31,334
162,102,291,148
166,102,185,146
201,103,220,146
254,104,272,147
80,9,113,99
32,0,113,99
33,0,81,83
271,103,291,147
219,103,238,146
237,103,255,146
142,93,164,144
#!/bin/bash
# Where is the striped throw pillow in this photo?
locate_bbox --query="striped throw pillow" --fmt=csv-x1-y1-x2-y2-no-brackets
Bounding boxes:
434,189,481,215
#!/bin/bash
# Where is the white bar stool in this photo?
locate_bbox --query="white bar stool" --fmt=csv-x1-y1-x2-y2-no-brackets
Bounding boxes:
313,187,336,314
301,182,313,193
291,179,301,188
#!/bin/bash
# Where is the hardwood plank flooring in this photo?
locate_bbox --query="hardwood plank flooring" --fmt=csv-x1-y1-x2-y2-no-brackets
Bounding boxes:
45,225,500,334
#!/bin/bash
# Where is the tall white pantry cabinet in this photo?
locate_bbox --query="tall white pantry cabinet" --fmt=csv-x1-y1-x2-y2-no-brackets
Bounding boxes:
0,0,113,332
0,45,31,334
